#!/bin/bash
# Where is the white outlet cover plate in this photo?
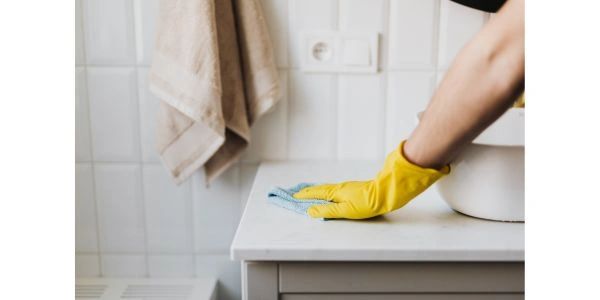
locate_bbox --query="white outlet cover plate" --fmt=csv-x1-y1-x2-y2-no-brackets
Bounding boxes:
300,30,379,73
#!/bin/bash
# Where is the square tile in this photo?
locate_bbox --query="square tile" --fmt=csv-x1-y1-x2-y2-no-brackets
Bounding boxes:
438,0,489,68
101,254,147,277
87,68,140,162
385,71,436,153
148,255,195,277
388,0,439,69
242,71,287,162
83,0,136,65
95,164,146,253
76,68,92,162
288,71,336,159
137,68,161,162
133,0,159,65
76,254,100,277
195,254,241,300
338,74,385,159
143,164,193,253
192,166,241,253
76,163,98,252
261,0,288,67
288,0,337,67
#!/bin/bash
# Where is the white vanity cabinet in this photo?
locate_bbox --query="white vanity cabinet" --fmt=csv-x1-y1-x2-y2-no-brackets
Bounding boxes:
231,162,524,299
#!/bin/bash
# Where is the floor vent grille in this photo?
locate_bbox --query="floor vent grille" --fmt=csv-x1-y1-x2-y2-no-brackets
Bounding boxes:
75,278,216,300
75,284,107,298
122,284,194,299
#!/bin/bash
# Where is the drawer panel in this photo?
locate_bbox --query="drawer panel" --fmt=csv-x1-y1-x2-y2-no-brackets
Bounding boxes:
282,294,524,300
279,262,524,293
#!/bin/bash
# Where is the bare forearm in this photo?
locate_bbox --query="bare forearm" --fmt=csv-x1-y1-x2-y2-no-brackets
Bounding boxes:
404,0,524,169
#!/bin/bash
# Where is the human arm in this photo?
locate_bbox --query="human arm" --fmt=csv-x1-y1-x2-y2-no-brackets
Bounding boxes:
404,0,524,169
294,0,525,219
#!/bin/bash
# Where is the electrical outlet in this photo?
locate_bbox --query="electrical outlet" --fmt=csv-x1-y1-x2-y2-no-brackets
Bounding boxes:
300,31,379,73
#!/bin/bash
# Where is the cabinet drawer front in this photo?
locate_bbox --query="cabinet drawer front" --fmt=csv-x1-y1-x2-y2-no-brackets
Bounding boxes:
282,294,524,300
279,262,524,293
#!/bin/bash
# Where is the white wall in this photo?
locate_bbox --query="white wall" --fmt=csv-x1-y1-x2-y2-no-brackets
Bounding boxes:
75,0,489,298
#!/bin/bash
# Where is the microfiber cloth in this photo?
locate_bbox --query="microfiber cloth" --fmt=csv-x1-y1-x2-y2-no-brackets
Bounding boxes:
268,183,331,220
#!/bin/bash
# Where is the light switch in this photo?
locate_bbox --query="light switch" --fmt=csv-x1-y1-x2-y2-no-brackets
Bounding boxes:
342,39,371,66
300,31,379,73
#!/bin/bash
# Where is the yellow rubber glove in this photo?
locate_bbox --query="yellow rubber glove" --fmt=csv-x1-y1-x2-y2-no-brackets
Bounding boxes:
514,93,525,108
294,141,450,219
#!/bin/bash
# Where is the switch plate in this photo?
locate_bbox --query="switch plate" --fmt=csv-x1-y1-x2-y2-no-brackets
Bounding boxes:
300,31,379,73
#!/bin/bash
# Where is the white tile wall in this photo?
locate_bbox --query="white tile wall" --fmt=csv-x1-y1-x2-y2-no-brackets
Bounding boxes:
386,71,436,152
83,0,136,65
438,0,489,68
101,254,147,277
133,0,159,65
338,74,385,160
95,164,145,253
87,68,140,161
239,163,259,213
75,163,98,253
288,0,338,67
243,71,288,162
192,167,240,253
340,0,386,33
137,68,161,162
288,71,336,159
76,254,100,277
76,0,491,295
75,68,92,161
143,165,193,254
148,255,195,277
389,0,440,69
75,0,85,65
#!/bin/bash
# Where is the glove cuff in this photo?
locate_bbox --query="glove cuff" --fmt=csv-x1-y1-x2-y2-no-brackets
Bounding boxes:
397,140,450,177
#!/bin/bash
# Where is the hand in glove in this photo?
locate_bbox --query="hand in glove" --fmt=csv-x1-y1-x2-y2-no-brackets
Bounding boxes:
294,141,450,219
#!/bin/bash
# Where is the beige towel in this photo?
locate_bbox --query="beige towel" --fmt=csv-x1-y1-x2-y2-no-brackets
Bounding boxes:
149,0,280,184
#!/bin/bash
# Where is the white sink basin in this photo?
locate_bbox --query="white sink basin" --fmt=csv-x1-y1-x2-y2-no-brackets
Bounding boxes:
417,108,525,222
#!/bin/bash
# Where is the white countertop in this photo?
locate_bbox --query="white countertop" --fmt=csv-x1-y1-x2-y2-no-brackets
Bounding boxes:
230,161,524,262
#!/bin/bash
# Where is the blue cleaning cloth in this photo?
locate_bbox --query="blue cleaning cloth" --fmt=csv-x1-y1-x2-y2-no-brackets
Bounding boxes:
267,183,331,220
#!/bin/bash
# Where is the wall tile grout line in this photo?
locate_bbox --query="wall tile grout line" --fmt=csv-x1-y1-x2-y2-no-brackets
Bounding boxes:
130,0,150,278
382,0,391,158
433,0,442,89
285,0,293,160
189,168,199,278
333,0,340,160
76,0,103,278
133,0,145,66
380,0,391,72
335,74,342,159
282,69,290,161
136,81,150,278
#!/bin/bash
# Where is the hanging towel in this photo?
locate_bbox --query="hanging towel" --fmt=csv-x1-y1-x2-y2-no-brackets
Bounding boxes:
267,183,331,220
149,0,280,184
